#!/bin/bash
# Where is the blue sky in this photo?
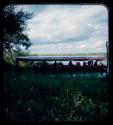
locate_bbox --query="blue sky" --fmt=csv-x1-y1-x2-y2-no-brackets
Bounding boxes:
17,4,108,54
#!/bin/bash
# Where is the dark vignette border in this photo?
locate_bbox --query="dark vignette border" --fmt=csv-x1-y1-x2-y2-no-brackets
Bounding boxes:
0,0,112,125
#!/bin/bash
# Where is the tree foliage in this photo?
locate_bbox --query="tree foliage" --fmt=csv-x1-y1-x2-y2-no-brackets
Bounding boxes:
3,5,33,63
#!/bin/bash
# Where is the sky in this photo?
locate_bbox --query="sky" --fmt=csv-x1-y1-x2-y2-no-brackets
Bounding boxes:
17,4,108,54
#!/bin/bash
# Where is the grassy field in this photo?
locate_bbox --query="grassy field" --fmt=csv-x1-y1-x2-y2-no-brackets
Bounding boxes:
4,63,108,122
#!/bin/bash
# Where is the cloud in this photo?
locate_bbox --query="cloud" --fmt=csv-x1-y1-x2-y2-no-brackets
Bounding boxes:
28,39,106,54
19,5,108,54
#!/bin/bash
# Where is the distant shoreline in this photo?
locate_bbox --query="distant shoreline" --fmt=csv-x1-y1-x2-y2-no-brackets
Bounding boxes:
30,53,106,56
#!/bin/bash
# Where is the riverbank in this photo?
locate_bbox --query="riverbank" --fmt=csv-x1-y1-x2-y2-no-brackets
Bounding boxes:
4,63,108,122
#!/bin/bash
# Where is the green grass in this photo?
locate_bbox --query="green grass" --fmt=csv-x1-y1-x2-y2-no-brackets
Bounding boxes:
4,63,108,122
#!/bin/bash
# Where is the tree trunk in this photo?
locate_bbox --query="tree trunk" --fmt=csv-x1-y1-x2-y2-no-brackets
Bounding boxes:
8,47,16,64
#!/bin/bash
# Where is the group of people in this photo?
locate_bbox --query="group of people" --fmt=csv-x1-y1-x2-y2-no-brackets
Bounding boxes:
68,60,104,67
41,60,104,68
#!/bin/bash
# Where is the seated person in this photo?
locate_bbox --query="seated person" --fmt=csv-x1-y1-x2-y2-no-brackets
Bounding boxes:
98,61,104,67
53,61,57,68
82,61,86,67
42,61,48,68
76,62,81,67
68,60,73,67
87,61,91,66
90,60,93,66
94,60,98,66
59,61,64,67
57,61,64,68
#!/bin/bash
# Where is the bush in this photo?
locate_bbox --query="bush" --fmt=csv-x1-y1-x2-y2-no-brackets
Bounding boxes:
4,65,108,122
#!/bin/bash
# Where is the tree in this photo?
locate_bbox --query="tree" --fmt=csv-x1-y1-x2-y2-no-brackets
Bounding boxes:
3,5,33,64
